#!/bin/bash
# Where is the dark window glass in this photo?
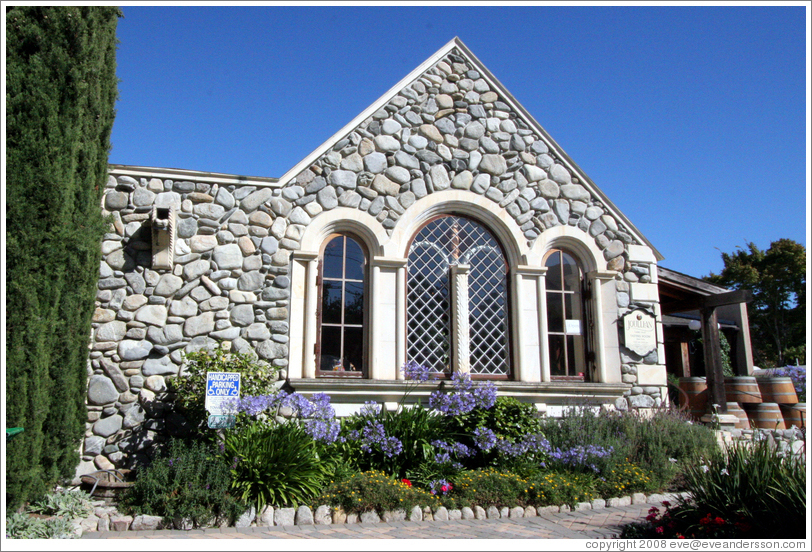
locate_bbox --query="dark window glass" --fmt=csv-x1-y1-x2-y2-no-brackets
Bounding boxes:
318,235,366,376
344,282,364,325
545,249,587,380
321,281,342,324
565,292,583,321
322,239,344,280
344,239,365,282
343,327,364,373
562,253,580,292
549,334,566,376
320,326,342,371
546,292,564,333
546,251,562,290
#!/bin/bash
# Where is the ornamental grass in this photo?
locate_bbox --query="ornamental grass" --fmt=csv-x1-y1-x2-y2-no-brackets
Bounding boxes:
621,436,806,539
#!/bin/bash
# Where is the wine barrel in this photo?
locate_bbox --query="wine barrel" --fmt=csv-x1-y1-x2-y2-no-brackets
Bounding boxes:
726,402,750,430
757,377,798,404
744,403,785,430
780,403,806,429
724,376,762,404
679,377,708,421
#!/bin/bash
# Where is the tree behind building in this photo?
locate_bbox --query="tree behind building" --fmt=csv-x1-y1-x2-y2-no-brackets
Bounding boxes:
705,239,806,368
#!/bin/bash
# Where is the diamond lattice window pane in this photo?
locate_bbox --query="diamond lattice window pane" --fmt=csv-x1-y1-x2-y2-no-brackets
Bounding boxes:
407,216,510,376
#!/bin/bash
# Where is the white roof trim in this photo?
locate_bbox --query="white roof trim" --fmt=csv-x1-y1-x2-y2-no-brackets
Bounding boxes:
275,38,460,187
451,40,664,261
275,37,662,261
108,164,279,187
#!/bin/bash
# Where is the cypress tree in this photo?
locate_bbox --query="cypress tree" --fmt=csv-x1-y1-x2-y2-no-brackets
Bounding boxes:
5,6,120,511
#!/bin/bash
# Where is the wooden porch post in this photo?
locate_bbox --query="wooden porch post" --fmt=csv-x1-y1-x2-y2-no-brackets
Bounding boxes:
701,306,726,413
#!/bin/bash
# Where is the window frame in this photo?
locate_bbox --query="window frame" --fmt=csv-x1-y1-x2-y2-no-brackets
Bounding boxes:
405,213,513,380
315,233,369,378
544,248,591,382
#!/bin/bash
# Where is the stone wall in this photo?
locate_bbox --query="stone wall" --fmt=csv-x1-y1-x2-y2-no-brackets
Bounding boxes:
82,46,664,474
615,265,667,412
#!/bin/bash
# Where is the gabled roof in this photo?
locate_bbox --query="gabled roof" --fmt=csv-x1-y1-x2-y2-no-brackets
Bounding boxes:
277,37,663,261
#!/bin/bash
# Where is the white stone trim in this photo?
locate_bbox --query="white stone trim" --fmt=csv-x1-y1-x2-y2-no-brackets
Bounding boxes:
108,164,279,187
513,266,548,383
628,244,658,264
450,264,471,374
387,189,528,267
530,225,607,273
299,207,388,256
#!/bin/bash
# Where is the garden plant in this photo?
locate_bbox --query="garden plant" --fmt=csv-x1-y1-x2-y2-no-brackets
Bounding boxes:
109,351,804,538
621,435,807,539
6,489,94,539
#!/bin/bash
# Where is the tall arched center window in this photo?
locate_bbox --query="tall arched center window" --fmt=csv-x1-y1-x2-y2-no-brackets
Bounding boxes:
317,234,367,377
407,215,510,378
545,249,590,381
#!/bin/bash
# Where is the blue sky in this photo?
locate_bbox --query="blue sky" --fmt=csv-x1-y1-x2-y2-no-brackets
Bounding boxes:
109,3,809,280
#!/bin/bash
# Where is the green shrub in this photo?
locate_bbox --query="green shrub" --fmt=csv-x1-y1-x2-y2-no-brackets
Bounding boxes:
624,436,806,539
445,396,544,470
525,470,598,508
119,438,245,527
5,512,78,539
448,396,542,441
317,470,437,514
27,489,93,519
5,489,93,539
224,422,333,510
405,458,463,491
340,404,451,478
168,346,280,434
538,406,718,490
450,468,530,508
595,460,658,498
5,5,120,512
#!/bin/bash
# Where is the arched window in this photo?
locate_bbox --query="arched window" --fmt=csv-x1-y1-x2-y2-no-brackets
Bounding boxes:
407,215,510,378
317,234,367,377
545,249,590,381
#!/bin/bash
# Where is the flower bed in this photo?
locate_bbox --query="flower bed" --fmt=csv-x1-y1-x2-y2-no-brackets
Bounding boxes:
45,354,743,537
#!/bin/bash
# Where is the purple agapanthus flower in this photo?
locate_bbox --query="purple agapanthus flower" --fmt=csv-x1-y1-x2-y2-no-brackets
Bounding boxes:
359,420,402,457
429,372,497,415
473,427,498,451
548,444,613,473
401,360,439,382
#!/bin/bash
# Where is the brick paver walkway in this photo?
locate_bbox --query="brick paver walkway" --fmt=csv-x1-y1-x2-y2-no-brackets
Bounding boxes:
80,502,654,540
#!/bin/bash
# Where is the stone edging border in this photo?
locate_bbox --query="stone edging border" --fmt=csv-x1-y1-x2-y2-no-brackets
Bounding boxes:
78,491,690,534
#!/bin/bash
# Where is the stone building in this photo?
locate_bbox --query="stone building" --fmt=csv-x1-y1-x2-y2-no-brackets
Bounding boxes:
84,38,674,472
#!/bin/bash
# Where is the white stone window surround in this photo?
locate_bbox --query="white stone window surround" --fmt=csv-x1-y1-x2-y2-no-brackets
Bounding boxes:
529,226,622,384
290,190,623,386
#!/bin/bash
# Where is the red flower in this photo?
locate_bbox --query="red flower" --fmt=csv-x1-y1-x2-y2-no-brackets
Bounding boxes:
700,514,713,526
655,527,664,534
714,517,726,526
735,521,751,532
677,535,685,539
401,479,412,487
441,485,449,492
